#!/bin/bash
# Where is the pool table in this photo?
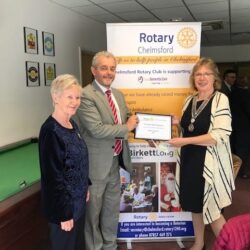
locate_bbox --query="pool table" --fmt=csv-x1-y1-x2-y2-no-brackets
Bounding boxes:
0,139,49,250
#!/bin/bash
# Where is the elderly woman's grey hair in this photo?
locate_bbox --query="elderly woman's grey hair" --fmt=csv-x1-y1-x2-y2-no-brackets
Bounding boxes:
50,74,82,96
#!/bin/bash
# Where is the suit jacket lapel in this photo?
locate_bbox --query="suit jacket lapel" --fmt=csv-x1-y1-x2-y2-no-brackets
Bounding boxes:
91,81,115,123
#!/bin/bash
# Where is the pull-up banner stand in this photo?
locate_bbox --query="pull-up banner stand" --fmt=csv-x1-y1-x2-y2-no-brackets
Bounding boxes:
107,22,201,249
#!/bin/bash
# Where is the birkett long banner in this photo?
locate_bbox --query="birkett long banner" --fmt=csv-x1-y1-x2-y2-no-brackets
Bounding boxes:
107,22,201,243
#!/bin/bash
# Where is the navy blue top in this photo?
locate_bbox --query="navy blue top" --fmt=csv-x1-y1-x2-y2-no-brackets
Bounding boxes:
39,116,89,224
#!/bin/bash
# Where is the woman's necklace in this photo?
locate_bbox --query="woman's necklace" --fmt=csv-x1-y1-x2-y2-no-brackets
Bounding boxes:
188,93,214,132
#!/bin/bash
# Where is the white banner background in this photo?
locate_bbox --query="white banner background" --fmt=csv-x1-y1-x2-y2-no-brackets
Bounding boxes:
107,22,201,242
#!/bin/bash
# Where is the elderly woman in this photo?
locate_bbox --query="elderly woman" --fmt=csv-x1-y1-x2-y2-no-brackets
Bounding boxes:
38,74,90,250
168,58,235,250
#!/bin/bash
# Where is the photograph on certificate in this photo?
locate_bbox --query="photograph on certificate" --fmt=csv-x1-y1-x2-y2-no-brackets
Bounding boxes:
134,113,172,141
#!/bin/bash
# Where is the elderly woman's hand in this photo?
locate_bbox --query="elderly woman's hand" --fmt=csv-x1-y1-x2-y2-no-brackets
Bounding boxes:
61,219,74,231
86,190,90,202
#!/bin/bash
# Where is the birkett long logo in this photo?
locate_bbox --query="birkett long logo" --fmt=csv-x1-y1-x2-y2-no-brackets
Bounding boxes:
177,27,197,48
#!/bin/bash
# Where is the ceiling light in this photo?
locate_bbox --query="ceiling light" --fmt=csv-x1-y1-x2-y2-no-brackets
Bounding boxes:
170,17,183,22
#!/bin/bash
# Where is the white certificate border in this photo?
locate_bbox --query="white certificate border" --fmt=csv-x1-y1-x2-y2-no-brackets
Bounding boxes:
134,112,172,141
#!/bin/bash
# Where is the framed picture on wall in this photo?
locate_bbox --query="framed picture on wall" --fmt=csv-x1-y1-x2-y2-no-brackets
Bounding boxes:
44,63,56,86
26,61,40,87
24,27,38,54
42,32,55,56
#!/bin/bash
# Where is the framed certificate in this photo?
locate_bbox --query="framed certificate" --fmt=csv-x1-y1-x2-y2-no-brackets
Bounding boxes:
25,61,40,87
134,113,172,140
24,27,38,54
42,31,55,56
44,63,56,86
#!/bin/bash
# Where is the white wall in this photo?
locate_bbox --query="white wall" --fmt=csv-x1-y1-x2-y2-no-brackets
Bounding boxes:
201,44,250,62
1,3,249,148
0,0,106,147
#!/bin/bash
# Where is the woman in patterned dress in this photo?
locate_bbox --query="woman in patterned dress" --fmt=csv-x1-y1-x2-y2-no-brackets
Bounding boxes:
168,58,235,250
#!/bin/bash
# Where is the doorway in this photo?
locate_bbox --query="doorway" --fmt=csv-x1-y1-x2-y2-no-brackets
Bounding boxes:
79,49,95,87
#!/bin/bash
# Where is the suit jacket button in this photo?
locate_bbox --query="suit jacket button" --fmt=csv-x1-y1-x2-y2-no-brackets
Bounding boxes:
112,146,115,149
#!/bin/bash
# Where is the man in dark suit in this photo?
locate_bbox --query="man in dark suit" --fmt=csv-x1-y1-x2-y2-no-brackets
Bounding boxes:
75,51,138,250
220,69,237,151
230,80,250,179
220,69,237,97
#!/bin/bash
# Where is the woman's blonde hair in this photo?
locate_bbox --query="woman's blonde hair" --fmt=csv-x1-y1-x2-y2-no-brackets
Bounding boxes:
189,57,221,90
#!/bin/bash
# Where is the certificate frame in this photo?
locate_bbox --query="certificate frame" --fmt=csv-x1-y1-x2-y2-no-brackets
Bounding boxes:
134,113,172,141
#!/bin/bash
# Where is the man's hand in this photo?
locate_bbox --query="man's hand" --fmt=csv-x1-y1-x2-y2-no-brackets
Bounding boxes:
126,115,139,131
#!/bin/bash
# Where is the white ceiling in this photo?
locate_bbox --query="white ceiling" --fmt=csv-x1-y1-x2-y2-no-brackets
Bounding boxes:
50,0,250,47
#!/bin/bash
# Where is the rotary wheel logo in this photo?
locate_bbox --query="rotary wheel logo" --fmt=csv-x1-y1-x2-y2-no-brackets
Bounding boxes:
177,27,197,48
148,213,157,221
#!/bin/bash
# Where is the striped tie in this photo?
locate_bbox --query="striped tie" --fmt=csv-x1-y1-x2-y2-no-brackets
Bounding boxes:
106,90,122,155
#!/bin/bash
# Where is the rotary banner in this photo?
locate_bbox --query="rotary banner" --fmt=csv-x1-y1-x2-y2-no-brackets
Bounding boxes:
107,22,201,243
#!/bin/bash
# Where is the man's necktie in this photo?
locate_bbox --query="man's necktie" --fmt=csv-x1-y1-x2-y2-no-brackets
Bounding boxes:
105,90,122,155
